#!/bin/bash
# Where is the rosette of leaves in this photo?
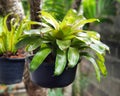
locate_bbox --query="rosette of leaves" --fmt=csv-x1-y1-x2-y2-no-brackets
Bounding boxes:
0,14,38,57
17,9,109,81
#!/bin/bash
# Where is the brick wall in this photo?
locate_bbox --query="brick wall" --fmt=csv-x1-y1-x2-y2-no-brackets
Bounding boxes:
81,2,120,96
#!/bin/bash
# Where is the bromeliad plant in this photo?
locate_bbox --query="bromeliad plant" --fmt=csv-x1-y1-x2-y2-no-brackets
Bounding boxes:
17,9,109,81
0,14,38,57
0,14,41,84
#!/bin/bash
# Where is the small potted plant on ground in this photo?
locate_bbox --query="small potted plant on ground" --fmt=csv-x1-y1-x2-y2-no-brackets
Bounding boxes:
0,14,37,84
17,9,109,88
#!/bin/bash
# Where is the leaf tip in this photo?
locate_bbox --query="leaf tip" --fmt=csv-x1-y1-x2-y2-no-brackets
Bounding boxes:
29,64,36,72
97,19,100,22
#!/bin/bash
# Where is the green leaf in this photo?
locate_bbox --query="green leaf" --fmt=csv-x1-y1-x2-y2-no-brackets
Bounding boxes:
25,38,42,51
78,30,100,40
25,20,41,26
72,18,99,29
96,53,107,76
68,47,79,68
60,9,77,27
89,38,109,54
63,35,75,40
75,36,91,45
84,56,101,81
90,43,105,54
0,14,42,54
24,29,40,35
3,13,11,34
16,35,40,49
56,39,71,50
86,31,100,40
30,47,51,71
41,11,59,30
91,38,109,51
83,0,96,18
2,14,11,52
0,37,5,53
54,49,67,76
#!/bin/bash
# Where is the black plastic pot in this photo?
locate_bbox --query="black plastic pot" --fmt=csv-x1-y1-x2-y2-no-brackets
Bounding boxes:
0,57,25,85
28,56,77,88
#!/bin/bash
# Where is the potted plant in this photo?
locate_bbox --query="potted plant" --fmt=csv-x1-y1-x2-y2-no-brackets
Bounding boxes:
17,9,109,88
0,14,37,84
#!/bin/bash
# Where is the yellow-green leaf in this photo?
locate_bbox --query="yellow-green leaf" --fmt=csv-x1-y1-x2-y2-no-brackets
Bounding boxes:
56,39,71,50
41,11,59,30
72,19,99,29
84,56,101,81
68,47,79,68
96,53,107,76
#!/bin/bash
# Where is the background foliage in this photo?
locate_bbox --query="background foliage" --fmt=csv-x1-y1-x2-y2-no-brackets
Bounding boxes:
42,0,73,21
82,0,116,21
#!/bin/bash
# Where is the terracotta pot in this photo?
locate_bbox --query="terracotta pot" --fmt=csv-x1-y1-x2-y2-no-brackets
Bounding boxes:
0,57,25,85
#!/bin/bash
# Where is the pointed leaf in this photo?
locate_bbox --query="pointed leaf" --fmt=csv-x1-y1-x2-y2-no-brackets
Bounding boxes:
54,49,67,76
77,30,100,40
75,36,91,45
96,53,107,76
91,38,109,51
56,39,71,50
84,56,101,81
60,9,77,27
86,31,100,40
30,47,51,71
90,43,105,54
68,47,79,68
73,19,99,29
3,13,11,34
24,29,40,35
26,39,42,51
89,38,109,54
41,11,59,30
0,37,5,53
16,35,40,49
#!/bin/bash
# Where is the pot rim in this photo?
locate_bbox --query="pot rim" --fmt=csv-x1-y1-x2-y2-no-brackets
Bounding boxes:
0,57,25,61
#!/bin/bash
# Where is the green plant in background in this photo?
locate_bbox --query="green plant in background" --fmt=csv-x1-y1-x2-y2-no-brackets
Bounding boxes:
22,0,30,15
48,89,63,96
17,9,109,81
0,17,2,32
42,0,73,21
117,0,120,2
0,14,38,57
82,0,116,21
82,0,96,19
79,73,89,96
